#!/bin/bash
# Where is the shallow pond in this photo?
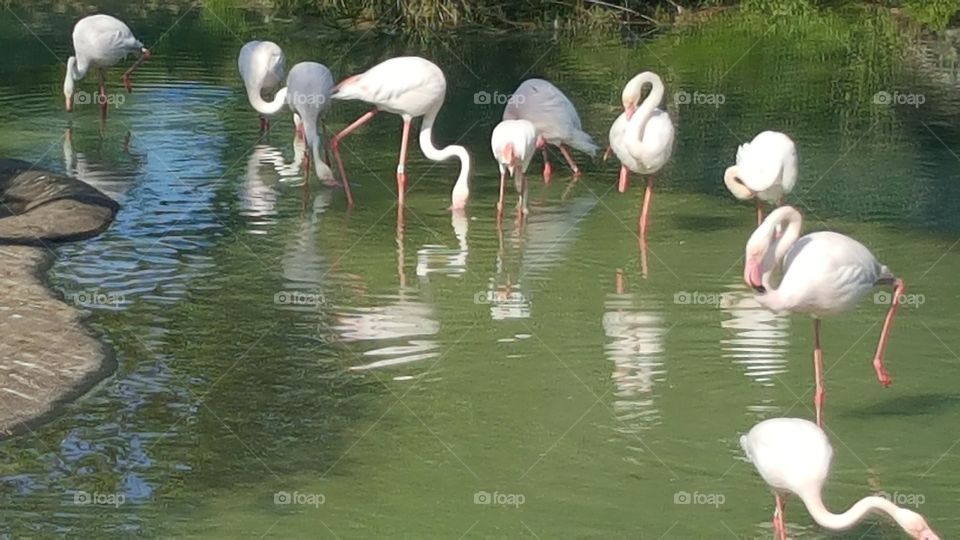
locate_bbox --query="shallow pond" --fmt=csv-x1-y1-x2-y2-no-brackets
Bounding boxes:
0,1,959,537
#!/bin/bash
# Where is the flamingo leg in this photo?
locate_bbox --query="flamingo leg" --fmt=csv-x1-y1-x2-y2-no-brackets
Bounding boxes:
756,199,764,225
397,117,412,207
872,278,903,387
330,107,378,207
497,170,506,222
618,166,629,193
558,144,581,177
541,147,553,184
519,169,528,217
98,69,108,118
260,116,269,133
773,494,787,540
122,48,151,93
813,318,826,427
602,145,613,162
639,175,655,239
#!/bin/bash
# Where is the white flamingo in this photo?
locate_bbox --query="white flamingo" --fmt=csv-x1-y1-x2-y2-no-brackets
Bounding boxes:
744,206,905,426
742,417,940,540
330,56,471,210
238,40,286,132
502,78,598,181
64,14,151,117
491,119,537,219
607,72,675,238
724,131,798,224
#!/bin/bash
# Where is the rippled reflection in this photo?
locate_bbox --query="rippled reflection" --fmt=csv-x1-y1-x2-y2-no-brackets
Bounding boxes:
63,128,140,204
603,270,666,437
416,210,469,279
720,286,791,412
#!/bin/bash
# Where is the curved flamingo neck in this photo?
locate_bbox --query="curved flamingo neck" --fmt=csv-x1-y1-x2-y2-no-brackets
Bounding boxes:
724,165,754,200
247,82,287,116
625,73,664,160
752,207,802,310
799,493,900,531
419,106,470,209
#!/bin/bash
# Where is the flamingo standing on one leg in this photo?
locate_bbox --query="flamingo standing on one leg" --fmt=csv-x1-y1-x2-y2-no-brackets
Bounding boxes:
238,40,286,132
744,206,905,427
742,417,940,540
64,14,151,118
329,56,471,210
607,72,675,239
283,62,353,204
502,79,598,183
724,131,798,224
491,119,537,220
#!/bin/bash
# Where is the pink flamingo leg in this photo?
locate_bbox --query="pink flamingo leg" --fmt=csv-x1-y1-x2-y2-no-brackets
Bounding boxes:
872,278,904,387
558,144,581,177
496,170,506,222
396,117,412,207
321,123,333,166
518,169,529,217
122,49,151,93
773,494,787,540
756,199,764,225
259,116,269,133
813,318,825,427
618,166,629,193
541,148,553,183
639,176,655,239
330,107,379,207
98,69,108,119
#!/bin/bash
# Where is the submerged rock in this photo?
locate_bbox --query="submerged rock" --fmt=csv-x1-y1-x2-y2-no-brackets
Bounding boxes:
0,159,118,437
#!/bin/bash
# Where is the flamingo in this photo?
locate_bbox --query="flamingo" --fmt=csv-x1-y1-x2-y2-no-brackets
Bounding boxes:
742,417,940,540
64,14,151,118
329,56,471,210
744,206,905,426
491,119,537,220
724,131,798,224
238,40,286,132
502,78,598,182
606,72,675,239
283,62,352,204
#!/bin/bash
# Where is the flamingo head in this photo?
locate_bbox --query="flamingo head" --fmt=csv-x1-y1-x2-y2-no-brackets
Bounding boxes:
743,225,773,293
621,77,643,120
892,508,939,540
624,103,637,121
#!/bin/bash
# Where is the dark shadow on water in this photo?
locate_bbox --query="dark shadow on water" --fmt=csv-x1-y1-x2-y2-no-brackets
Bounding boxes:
672,212,742,232
846,393,960,417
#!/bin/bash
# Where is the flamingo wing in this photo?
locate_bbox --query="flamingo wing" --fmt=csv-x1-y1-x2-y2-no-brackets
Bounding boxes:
503,79,591,150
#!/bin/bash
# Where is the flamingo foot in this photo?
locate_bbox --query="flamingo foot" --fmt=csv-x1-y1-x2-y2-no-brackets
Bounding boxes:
873,358,893,388
618,166,629,193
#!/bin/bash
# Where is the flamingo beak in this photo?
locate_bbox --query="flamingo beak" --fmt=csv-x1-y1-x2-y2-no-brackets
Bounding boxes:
744,257,765,293
602,145,613,162
625,104,637,121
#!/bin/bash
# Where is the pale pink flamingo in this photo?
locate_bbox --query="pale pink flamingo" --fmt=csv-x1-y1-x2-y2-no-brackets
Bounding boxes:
329,56,471,210
491,119,537,220
742,417,940,540
725,131,798,224
502,79,598,182
606,72,675,239
744,206,905,426
238,40,286,132
64,14,151,118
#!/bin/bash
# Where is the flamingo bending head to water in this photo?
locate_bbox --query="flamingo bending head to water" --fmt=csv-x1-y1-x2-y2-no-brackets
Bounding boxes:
724,131,798,224
742,417,940,540
744,206,904,426
64,14,151,118
330,56,471,210
491,119,537,220
238,40,286,132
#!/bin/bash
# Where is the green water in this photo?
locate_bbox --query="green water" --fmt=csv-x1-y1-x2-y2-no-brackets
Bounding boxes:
1,1,959,537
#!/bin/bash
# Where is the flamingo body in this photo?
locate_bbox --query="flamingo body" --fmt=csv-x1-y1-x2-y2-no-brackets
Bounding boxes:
491,119,537,216
608,108,674,175
64,14,149,112
502,79,598,157
285,62,335,182
726,131,798,203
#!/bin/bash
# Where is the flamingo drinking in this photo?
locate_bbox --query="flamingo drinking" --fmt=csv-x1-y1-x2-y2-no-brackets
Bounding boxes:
502,78,598,182
330,56,471,210
744,206,905,426
238,40,286,132
491,119,537,220
64,14,151,118
607,72,675,239
724,131,798,224
742,417,940,540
